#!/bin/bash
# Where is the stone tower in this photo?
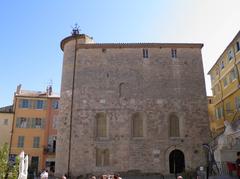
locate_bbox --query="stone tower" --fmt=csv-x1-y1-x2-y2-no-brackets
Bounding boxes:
55,32,210,178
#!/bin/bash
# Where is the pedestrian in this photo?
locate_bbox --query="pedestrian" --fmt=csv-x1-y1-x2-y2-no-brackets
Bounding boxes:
113,174,122,179
236,152,240,179
177,176,183,179
90,175,96,179
40,169,48,179
62,174,67,179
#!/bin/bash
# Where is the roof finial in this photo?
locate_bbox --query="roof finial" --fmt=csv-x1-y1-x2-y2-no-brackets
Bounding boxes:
71,23,80,36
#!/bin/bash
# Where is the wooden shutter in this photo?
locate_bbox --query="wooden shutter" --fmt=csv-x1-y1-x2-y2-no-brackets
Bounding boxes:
96,113,107,137
103,149,110,166
26,118,31,128
96,148,101,166
132,113,143,137
169,115,180,137
41,118,45,129
16,118,20,128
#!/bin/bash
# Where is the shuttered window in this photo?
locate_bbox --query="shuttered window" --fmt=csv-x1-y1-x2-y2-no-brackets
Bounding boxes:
96,113,107,137
33,137,40,148
96,148,109,167
132,112,144,137
17,136,25,148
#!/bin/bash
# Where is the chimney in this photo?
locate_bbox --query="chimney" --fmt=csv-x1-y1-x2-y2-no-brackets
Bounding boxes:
47,85,52,96
16,84,22,94
49,86,52,95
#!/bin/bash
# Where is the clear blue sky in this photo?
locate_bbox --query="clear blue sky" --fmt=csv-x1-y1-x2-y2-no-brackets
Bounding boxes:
0,0,240,107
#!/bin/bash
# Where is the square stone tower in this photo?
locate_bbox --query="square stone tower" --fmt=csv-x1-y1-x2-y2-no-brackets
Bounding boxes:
55,33,210,178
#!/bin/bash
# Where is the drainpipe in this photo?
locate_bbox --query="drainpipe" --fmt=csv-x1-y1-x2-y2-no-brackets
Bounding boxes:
9,95,17,157
67,36,78,178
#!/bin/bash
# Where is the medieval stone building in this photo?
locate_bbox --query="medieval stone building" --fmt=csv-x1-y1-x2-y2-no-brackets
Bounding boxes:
55,32,210,178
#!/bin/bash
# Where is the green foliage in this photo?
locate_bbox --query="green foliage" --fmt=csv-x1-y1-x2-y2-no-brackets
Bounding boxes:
0,143,19,179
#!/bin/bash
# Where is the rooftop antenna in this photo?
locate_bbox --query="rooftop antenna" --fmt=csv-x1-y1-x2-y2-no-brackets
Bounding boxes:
71,23,80,36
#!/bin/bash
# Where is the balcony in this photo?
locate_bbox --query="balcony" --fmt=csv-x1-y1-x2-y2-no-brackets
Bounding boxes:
43,147,56,155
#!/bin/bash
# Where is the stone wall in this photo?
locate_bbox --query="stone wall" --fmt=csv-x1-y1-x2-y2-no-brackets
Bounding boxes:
55,35,210,178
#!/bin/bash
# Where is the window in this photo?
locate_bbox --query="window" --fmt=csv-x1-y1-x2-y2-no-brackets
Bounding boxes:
228,50,233,61
36,100,44,109
169,114,180,137
132,112,144,137
226,102,231,114
96,113,107,137
20,99,29,108
223,77,228,87
96,148,109,167
143,49,148,58
33,137,40,148
16,118,27,128
32,118,44,128
171,49,177,58
221,60,225,70
17,136,24,148
3,119,8,125
229,68,237,82
52,100,59,109
215,107,223,119
235,96,240,111
210,74,215,82
236,41,240,52
208,99,212,104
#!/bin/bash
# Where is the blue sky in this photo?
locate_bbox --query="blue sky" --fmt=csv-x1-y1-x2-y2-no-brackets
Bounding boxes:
0,0,240,106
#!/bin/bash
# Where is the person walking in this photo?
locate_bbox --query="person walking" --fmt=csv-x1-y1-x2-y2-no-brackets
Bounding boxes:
62,174,67,179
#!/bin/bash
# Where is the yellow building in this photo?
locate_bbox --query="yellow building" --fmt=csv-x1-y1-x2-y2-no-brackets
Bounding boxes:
208,31,240,135
10,85,59,175
207,96,215,133
0,105,13,147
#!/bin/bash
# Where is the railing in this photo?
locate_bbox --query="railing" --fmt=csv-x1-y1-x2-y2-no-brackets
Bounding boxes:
43,147,56,154
210,161,237,176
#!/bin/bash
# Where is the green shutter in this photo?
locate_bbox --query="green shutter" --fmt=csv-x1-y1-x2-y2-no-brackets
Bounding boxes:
26,118,31,128
41,118,45,129
96,148,101,166
16,118,20,128
104,149,110,166
31,118,35,128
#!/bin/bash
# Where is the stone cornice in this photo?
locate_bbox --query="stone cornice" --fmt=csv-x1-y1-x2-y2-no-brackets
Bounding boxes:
76,43,203,50
60,34,203,51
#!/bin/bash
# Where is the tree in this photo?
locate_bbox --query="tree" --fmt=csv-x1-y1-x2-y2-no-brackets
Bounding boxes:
0,143,19,179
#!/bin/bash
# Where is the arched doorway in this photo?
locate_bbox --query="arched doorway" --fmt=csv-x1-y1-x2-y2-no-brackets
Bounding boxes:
169,149,185,174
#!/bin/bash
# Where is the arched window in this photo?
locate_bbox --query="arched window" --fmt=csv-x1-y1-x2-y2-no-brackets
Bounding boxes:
169,114,180,137
132,112,144,137
96,112,107,137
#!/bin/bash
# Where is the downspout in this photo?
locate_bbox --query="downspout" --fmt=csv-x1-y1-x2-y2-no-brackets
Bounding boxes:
9,95,17,156
67,36,78,177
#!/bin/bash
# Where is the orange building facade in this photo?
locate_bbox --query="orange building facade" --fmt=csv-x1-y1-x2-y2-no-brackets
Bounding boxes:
10,85,59,175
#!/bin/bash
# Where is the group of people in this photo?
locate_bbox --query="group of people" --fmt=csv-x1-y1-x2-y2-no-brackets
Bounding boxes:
90,174,122,179
40,169,48,178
